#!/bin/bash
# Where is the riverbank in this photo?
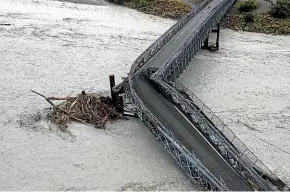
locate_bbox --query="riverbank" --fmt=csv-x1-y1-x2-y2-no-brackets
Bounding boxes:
106,0,290,35
55,0,192,20
122,0,191,19
223,0,290,35
223,13,290,35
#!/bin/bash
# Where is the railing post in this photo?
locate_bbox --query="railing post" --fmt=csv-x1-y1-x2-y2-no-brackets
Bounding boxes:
109,74,116,107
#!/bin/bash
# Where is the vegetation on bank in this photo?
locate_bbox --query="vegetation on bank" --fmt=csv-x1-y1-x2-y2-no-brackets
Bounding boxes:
109,0,290,35
223,13,290,35
236,0,259,12
224,0,290,35
270,0,290,19
109,0,192,19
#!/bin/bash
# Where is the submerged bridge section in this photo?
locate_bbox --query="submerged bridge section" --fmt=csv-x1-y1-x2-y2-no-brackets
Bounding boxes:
120,0,287,190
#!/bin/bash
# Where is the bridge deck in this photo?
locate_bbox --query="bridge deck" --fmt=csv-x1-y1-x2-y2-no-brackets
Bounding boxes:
132,0,253,190
137,0,220,72
133,74,252,190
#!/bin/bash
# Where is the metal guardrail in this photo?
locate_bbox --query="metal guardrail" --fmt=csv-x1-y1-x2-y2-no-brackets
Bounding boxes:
145,0,281,189
124,0,285,190
152,0,234,81
174,80,277,179
153,79,274,190
127,83,228,190
125,0,234,181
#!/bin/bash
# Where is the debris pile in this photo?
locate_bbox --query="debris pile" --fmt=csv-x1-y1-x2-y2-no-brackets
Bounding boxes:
32,90,123,131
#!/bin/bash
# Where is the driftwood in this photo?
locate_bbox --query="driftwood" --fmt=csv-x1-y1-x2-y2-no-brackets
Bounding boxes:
31,90,123,130
47,96,76,100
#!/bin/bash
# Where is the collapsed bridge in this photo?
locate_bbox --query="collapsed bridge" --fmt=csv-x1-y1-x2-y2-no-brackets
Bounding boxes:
113,0,288,190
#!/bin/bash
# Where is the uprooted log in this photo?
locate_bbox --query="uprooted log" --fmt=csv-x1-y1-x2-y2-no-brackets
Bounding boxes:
31,90,125,131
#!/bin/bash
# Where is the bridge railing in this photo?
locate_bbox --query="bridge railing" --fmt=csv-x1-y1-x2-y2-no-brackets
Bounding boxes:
151,78,274,190
152,0,235,81
125,81,227,190
146,0,279,186
174,79,277,182
129,0,214,76
125,0,284,189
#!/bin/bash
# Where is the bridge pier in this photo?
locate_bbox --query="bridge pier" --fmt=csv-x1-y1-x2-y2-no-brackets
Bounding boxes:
202,22,220,51
202,38,209,49
213,22,221,50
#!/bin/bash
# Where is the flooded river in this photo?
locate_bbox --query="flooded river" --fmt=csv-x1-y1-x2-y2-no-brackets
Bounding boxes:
0,0,289,189
180,29,290,185
0,0,193,190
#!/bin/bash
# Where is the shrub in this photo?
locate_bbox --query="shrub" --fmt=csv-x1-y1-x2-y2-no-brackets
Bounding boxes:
236,0,259,12
271,0,290,18
244,12,254,23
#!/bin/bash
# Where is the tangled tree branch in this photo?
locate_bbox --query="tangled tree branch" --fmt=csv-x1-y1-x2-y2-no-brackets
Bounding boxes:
31,90,123,131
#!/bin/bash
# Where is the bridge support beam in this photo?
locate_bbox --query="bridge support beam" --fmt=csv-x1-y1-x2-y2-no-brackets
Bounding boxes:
147,67,158,77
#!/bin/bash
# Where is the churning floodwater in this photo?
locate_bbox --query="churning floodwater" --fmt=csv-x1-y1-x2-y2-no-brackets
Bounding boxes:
0,0,195,190
180,29,290,185
0,0,289,189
